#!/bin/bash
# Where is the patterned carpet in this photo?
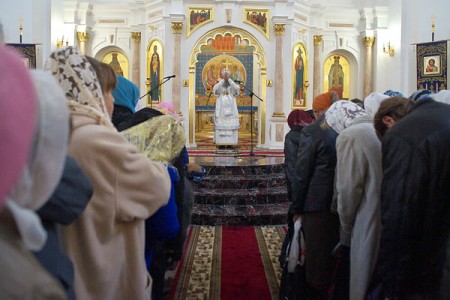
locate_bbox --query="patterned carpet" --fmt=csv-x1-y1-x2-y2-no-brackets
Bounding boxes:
169,225,286,300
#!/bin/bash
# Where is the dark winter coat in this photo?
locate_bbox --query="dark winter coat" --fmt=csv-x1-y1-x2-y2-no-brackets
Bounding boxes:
284,125,306,203
289,116,338,215
372,98,450,299
34,156,93,300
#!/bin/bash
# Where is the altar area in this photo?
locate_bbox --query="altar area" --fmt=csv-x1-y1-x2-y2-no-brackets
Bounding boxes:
194,93,258,149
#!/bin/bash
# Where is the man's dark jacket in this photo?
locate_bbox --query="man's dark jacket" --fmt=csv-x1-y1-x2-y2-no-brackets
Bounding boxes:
373,98,450,299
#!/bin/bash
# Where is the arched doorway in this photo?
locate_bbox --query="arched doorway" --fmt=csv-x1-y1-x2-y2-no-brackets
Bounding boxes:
187,26,267,148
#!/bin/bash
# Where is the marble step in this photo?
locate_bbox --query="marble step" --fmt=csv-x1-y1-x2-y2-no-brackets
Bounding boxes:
204,163,284,176
194,186,288,205
196,173,286,189
191,203,289,226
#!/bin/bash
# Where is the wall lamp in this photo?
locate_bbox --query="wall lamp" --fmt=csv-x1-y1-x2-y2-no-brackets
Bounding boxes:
383,42,395,57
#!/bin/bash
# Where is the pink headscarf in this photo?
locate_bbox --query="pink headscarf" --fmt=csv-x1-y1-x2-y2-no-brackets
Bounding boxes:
0,46,37,209
156,101,180,121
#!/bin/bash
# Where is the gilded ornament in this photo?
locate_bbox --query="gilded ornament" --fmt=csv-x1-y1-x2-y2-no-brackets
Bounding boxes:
77,32,89,43
363,36,375,47
274,24,286,36
313,35,323,46
131,32,141,43
171,22,183,34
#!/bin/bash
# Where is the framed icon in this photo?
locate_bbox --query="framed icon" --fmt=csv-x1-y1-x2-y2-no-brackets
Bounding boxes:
243,8,270,40
187,7,214,37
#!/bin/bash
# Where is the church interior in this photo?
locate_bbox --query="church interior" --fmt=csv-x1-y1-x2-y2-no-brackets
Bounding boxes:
1,0,449,299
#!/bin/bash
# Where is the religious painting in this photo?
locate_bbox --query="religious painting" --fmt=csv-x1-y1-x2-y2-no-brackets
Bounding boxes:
202,55,246,96
146,40,164,105
292,43,308,108
6,43,37,68
101,52,129,79
323,54,350,100
187,7,214,37
243,9,269,40
423,55,441,76
416,41,447,92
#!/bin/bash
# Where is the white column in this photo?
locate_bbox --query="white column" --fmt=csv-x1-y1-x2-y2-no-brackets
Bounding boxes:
363,36,375,97
313,35,323,99
171,22,183,114
131,32,141,88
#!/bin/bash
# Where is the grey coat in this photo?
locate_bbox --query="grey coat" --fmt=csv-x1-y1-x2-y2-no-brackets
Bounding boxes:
335,115,382,300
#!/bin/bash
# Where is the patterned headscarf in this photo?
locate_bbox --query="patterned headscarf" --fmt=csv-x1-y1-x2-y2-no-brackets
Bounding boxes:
113,75,140,113
44,46,112,126
121,115,186,165
0,46,37,210
7,70,69,251
363,92,389,117
287,109,314,128
325,100,367,134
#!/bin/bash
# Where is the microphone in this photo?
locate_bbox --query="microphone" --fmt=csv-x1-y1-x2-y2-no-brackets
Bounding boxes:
163,75,176,79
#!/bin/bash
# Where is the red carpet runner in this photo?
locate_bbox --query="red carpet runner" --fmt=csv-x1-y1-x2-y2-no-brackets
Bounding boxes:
169,225,285,300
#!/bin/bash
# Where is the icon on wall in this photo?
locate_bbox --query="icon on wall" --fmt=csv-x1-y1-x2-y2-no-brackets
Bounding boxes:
243,8,270,40
102,52,129,79
323,54,350,100
187,7,214,37
292,43,308,108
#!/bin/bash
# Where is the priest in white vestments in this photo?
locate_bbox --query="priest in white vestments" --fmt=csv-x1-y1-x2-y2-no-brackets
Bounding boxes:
213,68,240,146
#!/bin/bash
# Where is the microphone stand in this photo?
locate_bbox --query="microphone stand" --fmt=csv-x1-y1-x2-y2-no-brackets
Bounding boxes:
234,81,263,158
205,91,214,107
140,76,173,107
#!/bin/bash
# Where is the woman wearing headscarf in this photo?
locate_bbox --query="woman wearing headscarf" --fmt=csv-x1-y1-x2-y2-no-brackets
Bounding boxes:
112,75,140,131
363,92,389,118
284,109,314,211
0,46,36,210
279,109,314,295
325,100,381,300
0,60,69,298
29,70,93,300
45,47,171,300
290,92,340,299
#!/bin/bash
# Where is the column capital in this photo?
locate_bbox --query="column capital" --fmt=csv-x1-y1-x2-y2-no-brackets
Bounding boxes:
77,31,89,43
131,32,141,43
363,36,375,47
313,35,323,46
274,24,286,36
171,22,183,34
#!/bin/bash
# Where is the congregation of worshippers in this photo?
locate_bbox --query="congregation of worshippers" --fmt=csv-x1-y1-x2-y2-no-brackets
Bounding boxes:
0,29,449,300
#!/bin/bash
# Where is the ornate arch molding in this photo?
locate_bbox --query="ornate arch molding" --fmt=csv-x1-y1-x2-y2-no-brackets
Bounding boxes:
187,26,267,146
189,26,266,67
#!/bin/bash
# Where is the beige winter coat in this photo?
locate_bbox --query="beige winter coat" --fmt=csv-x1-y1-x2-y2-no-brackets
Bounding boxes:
335,115,382,300
60,107,171,300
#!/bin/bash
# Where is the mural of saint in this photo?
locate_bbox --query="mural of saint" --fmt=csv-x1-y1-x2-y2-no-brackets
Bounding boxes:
294,47,304,105
109,53,124,76
205,64,218,92
328,56,344,99
150,45,160,101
